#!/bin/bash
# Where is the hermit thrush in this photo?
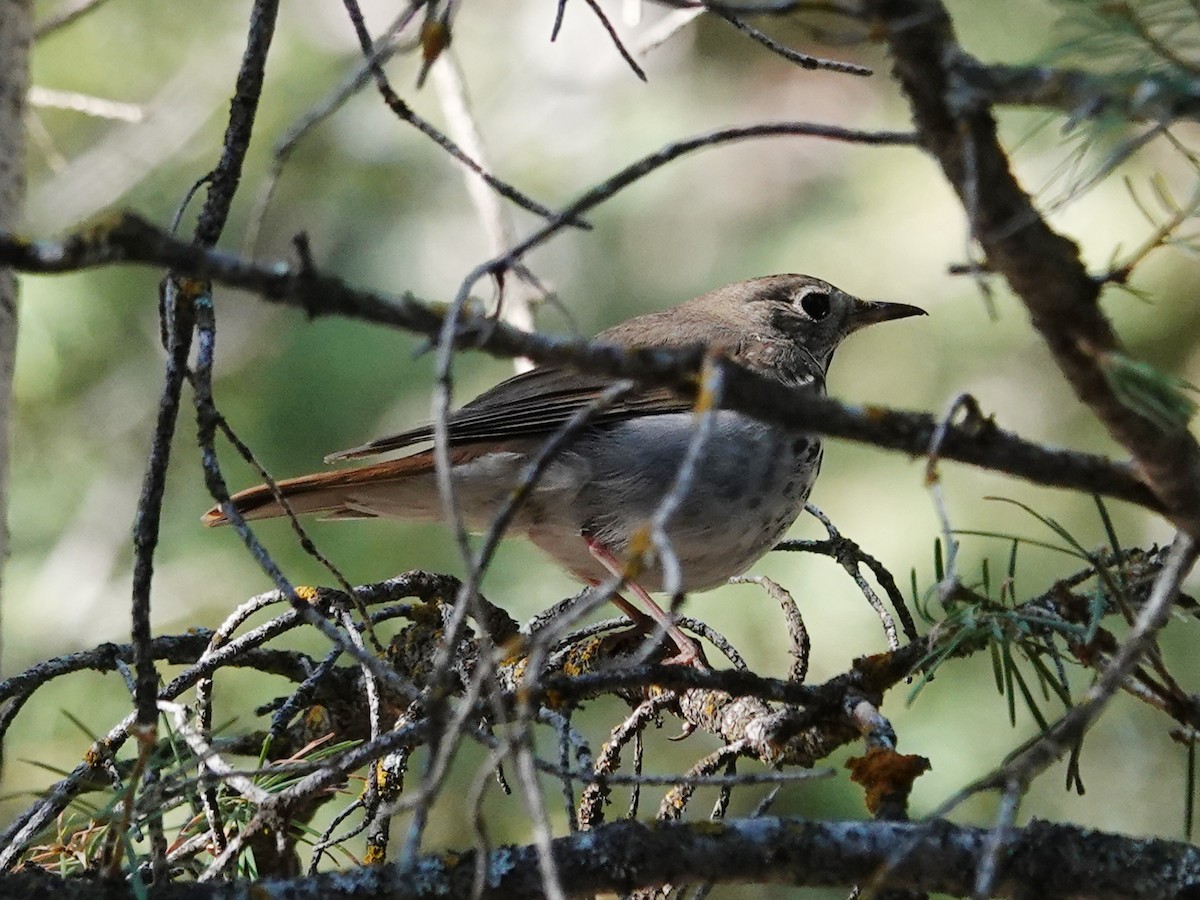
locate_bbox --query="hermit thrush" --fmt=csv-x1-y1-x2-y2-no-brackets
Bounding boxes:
204,275,924,664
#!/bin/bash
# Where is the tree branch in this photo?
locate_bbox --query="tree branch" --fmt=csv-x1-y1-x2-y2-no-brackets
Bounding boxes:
0,213,1160,514
0,0,31,721
952,55,1200,125
0,816,1195,898
869,0,1200,538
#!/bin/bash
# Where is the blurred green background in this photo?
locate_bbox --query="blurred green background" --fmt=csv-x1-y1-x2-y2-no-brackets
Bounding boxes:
8,0,1200,893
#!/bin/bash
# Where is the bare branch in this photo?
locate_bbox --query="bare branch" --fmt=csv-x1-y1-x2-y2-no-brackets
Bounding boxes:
339,0,576,227
0,214,1160,515
713,10,872,75
870,0,1200,538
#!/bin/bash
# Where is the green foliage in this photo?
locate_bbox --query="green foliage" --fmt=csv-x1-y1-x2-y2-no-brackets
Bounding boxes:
1031,1,1200,231
910,497,1130,739
1051,0,1200,75
1097,348,1199,432
21,714,362,879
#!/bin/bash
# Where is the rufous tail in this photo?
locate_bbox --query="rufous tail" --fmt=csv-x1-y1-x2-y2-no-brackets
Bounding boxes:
201,450,454,526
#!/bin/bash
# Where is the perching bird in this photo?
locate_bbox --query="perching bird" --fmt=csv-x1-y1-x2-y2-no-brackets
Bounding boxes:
204,275,925,665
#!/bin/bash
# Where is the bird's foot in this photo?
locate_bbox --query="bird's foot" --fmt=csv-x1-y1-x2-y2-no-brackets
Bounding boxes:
584,536,709,669
660,635,709,669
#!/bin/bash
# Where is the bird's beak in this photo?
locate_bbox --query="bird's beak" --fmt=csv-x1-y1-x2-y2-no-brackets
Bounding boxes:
848,299,928,332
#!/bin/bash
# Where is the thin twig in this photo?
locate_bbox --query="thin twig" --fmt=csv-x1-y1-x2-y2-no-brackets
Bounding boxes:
0,212,1162,513
340,0,575,226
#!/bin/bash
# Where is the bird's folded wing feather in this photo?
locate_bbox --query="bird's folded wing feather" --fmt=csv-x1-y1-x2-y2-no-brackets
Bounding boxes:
327,367,694,461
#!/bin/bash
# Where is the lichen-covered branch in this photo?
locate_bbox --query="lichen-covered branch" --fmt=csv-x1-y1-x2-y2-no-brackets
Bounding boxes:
0,816,1194,899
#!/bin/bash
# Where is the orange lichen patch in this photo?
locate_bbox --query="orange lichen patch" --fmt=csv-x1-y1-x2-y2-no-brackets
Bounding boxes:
560,635,614,678
498,633,528,666
693,691,728,722
693,355,722,413
660,786,687,815
420,20,450,65
175,277,208,303
846,747,931,815
303,705,333,742
853,650,904,689
624,527,652,579
507,655,529,686
373,759,392,790
407,601,445,625
294,585,321,604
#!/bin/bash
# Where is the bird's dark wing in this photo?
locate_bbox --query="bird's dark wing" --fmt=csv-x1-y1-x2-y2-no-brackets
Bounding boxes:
328,298,779,462
327,367,692,461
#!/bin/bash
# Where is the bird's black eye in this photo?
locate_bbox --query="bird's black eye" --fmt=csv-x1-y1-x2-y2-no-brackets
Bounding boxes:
800,291,831,320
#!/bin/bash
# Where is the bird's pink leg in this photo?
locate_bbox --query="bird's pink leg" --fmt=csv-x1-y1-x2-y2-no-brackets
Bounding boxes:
585,536,707,668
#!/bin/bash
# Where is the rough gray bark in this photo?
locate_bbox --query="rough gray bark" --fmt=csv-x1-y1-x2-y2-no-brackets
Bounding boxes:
0,1,31,618
0,817,1195,898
